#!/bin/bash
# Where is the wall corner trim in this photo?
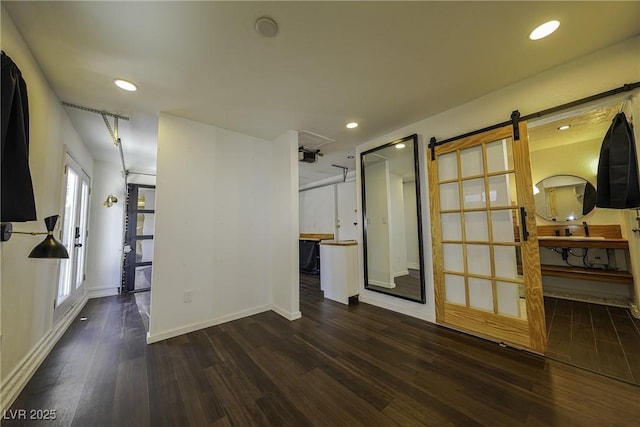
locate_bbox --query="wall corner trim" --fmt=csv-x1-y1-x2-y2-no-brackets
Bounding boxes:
271,305,302,321
0,294,89,412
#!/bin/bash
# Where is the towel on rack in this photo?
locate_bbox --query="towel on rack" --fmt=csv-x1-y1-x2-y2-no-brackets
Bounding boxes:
596,112,640,209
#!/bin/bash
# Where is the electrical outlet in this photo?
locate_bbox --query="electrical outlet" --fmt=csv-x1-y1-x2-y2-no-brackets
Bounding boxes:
183,290,193,303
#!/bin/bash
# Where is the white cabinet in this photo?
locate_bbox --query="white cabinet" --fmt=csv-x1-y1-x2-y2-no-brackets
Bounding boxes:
320,240,359,305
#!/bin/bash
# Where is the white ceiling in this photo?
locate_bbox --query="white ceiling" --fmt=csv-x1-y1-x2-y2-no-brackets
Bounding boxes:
4,1,639,186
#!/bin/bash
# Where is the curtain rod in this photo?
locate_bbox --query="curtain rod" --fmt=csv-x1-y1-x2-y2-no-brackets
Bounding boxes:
430,81,640,150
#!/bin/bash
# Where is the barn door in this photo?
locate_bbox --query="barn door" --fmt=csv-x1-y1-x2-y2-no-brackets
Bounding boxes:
429,122,546,352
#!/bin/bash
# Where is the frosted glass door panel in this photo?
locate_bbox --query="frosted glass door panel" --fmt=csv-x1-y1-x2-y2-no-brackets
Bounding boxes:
486,138,514,173
443,244,464,272
460,146,484,177
489,174,517,208
497,281,521,318
441,213,462,241
439,183,460,210
464,212,488,242
444,274,466,305
438,152,458,181
469,278,493,311
466,244,491,276
494,246,520,279
492,210,517,243
462,179,486,209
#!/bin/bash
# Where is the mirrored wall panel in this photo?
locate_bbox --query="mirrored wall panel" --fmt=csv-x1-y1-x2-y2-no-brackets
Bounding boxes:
361,134,426,303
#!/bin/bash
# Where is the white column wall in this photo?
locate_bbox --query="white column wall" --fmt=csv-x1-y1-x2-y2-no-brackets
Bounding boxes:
149,114,297,343
270,131,301,320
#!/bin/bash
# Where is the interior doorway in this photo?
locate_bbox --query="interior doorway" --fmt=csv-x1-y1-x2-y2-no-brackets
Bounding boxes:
528,97,640,384
122,184,156,293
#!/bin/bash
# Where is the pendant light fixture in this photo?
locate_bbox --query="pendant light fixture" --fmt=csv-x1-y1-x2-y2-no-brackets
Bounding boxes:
0,215,69,258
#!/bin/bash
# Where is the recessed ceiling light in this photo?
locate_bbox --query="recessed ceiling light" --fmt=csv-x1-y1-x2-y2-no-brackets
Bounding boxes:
347,155,354,159
346,122,358,129
395,143,406,149
558,124,571,131
114,78,138,92
529,20,560,40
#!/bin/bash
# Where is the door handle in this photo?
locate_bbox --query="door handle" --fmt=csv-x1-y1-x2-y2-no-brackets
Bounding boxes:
520,207,529,242
74,243,83,248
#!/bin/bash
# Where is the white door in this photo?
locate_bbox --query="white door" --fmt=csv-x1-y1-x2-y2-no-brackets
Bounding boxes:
336,181,358,241
54,154,90,322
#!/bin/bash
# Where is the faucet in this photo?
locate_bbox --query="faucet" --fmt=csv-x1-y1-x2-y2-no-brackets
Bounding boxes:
582,221,590,237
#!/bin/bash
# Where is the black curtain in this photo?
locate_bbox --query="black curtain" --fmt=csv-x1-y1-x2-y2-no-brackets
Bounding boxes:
596,112,640,209
1,51,37,222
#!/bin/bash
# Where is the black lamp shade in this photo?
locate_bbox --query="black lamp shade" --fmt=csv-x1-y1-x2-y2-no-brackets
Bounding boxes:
28,215,69,259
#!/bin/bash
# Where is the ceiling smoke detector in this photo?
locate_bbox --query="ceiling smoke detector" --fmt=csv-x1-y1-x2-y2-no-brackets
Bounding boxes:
256,17,278,37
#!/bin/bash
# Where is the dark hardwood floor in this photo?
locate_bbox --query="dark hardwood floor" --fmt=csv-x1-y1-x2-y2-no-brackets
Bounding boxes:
6,274,640,426
545,296,640,384
367,269,422,300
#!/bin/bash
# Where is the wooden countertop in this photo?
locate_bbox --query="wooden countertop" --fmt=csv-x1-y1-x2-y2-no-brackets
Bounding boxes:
320,240,358,246
537,237,629,249
300,233,335,241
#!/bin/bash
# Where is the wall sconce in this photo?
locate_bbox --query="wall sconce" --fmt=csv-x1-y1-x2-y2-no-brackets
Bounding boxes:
103,195,118,207
0,215,69,258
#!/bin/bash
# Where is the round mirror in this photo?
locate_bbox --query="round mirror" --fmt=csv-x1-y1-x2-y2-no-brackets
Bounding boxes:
533,175,596,221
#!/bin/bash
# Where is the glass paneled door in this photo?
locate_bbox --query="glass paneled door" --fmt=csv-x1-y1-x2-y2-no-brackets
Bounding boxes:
429,122,546,353
54,154,90,322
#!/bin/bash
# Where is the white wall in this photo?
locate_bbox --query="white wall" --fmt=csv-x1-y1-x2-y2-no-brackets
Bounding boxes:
1,5,94,409
356,36,640,323
85,161,125,298
148,114,298,342
403,181,420,270
270,131,301,320
389,173,408,277
364,161,393,287
299,185,335,235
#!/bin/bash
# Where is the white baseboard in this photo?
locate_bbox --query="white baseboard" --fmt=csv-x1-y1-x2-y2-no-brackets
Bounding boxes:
271,304,302,321
629,303,640,319
87,285,119,299
394,270,409,278
407,262,420,270
369,279,396,288
1,294,89,412
146,304,272,344
360,292,434,323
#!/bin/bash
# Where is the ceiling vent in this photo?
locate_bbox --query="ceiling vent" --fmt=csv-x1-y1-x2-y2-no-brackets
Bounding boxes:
298,130,334,151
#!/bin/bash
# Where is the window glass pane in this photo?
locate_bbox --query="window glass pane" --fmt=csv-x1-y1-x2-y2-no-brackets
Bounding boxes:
488,173,517,208
443,244,464,272
445,274,466,305
439,182,460,210
464,211,488,242
469,278,493,311
462,178,486,209
441,213,462,241
491,210,517,243
494,245,521,280
460,146,484,177
466,244,491,276
497,281,523,318
138,188,156,210
135,266,152,290
136,213,155,236
486,138,514,173
438,152,458,181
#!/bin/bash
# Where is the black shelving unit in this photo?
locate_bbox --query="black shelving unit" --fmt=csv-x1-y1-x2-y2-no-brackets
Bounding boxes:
122,184,155,293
